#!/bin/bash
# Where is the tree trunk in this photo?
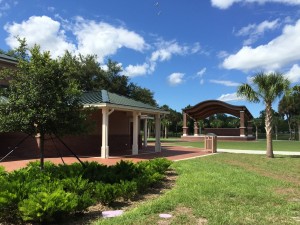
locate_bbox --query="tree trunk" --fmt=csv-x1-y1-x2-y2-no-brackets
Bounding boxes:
255,125,258,140
164,126,167,139
265,103,274,158
298,124,300,142
36,131,45,170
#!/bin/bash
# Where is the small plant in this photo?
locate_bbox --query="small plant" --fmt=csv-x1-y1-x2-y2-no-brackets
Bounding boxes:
19,189,77,223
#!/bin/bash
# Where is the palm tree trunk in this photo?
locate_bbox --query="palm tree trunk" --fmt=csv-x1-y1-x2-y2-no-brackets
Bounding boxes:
265,103,274,158
255,125,258,140
164,126,167,139
298,124,300,142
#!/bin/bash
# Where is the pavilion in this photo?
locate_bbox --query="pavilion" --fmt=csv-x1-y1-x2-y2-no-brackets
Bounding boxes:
182,100,254,141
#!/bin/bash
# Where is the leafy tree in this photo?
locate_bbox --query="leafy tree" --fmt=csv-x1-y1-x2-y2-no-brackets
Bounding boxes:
59,52,103,92
0,42,87,169
128,83,157,106
237,72,290,158
210,119,224,128
292,115,300,141
278,85,300,139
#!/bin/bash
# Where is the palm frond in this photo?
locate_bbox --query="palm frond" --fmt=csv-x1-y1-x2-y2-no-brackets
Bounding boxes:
237,83,260,103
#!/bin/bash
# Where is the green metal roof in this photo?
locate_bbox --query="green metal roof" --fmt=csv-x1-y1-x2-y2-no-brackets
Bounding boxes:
0,54,17,64
82,90,166,113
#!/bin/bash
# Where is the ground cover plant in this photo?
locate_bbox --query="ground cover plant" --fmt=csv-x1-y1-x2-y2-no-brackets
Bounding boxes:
0,158,172,224
94,153,300,225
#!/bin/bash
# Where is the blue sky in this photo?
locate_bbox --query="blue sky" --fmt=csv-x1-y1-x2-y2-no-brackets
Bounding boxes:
1,0,300,117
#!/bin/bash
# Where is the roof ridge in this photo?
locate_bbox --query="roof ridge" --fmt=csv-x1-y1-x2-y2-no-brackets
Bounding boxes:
101,90,110,103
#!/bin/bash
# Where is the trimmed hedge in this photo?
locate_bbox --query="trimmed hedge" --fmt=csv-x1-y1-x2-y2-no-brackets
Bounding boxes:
0,158,172,224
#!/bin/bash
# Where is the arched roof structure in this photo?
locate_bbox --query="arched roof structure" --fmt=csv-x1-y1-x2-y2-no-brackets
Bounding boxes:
183,100,253,120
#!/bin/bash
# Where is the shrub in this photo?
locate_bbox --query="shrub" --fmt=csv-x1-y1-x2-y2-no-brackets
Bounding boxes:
0,158,172,223
61,176,95,211
94,182,120,205
82,161,109,182
117,180,138,201
18,189,77,223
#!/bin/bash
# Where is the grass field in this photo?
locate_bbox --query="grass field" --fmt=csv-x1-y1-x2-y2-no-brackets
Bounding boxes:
94,154,300,225
149,138,300,152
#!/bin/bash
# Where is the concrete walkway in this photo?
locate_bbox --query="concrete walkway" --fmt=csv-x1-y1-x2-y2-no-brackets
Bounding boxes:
218,149,300,156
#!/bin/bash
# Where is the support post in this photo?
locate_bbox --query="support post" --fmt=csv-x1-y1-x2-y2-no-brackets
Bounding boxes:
194,120,199,136
155,114,161,152
182,112,188,136
132,111,139,155
101,108,109,158
144,118,148,148
240,111,246,137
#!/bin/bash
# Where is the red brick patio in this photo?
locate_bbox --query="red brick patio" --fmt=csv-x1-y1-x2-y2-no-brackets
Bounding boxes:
0,143,212,172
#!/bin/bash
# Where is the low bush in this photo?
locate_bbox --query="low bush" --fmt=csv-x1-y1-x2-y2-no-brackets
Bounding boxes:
0,158,172,224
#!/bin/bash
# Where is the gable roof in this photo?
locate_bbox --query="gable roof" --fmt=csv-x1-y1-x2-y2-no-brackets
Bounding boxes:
82,90,168,114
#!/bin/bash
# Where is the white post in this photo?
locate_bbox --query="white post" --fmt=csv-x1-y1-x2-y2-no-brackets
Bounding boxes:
155,114,161,152
144,118,148,148
101,108,109,158
132,111,139,155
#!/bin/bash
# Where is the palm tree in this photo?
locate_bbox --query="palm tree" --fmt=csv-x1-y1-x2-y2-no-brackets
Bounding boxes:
252,118,262,140
237,72,290,158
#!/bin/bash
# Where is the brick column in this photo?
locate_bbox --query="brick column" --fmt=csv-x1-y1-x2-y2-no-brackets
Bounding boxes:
194,121,199,136
182,112,188,136
240,111,246,137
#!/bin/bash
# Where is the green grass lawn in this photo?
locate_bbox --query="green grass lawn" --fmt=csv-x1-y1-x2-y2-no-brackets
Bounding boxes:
152,138,300,152
94,154,300,225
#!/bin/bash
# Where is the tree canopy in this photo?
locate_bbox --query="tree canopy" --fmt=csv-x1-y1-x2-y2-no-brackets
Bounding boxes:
0,41,88,169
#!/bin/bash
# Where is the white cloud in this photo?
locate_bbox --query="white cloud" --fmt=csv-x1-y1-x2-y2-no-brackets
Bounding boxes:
191,42,201,54
3,15,202,76
4,16,76,58
150,40,189,62
218,93,245,102
236,19,279,45
217,50,229,59
285,64,300,83
74,17,147,63
167,72,185,86
210,80,240,86
123,63,149,77
0,0,15,17
197,68,207,77
211,0,300,9
4,16,147,62
47,6,55,12
147,40,201,74
223,19,300,71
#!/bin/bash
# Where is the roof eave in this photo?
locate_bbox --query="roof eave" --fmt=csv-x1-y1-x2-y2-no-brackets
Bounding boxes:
83,103,169,114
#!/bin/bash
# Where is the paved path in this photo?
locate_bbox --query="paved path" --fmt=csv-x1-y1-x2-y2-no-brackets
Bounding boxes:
0,145,212,172
1,144,299,172
218,149,300,155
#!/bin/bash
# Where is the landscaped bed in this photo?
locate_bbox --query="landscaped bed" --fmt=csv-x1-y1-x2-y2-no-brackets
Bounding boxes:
0,158,172,224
